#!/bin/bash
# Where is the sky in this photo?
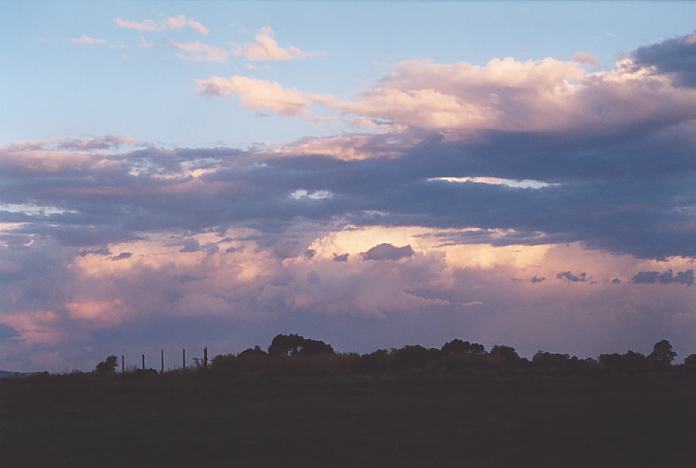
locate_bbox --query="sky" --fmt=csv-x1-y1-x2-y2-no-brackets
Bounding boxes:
1,1,696,371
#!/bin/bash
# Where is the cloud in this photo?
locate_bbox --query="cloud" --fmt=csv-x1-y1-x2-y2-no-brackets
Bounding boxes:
69,36,126,50
180,239,201,253
110,252,133,261
232,26,323,61
114,15,209,36
573,51,598,66
199,39,696,138
196,76,335,116
530,275,545,284
632,31,696,87
361,243,415,261
632,269,694,286
556,271,588,282
171,41,230,63
0,310,64,345
56,135,142,150
70,35,108,46
138,36,154,49
5,33,696,370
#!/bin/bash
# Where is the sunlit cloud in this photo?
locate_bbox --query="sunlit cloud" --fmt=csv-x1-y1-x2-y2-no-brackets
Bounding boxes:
70,35,108,46
232,26,324,61
3,31,696,370
114,15,209,36
198,50,696,138
171,41,230,63
196,75,335,116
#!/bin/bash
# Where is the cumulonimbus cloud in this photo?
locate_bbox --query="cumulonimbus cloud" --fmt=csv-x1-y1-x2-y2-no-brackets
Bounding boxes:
4,32,696,371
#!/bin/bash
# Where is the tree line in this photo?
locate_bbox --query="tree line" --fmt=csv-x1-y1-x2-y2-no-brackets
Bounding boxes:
93,335,696,376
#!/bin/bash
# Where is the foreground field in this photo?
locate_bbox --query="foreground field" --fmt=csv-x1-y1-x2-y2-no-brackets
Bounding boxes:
2,371,695,468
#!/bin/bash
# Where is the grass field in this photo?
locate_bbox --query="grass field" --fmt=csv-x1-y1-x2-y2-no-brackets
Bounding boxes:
2,370,695,468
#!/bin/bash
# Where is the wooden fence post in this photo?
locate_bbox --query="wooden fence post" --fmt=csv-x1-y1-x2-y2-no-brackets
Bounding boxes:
121,354,125,373
183,348,186,369
161,349,164,374
141,354,145,371
203,346,208,370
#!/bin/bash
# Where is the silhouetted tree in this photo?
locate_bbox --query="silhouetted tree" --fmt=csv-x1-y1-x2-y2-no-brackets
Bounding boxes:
683,354,696,369
488,345,520,367
441,339,485,356
95,355,118,374
239,345,268,359
599,351,646,371
533,351,571,369
361,349,390,373
532,352,593,371
390,345,441,370
648,339,676,368
296,338,334,356
268,334,306,356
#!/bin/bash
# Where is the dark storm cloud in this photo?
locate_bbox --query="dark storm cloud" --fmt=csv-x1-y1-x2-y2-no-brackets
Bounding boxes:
633,32,696,87
2,34,696,263
361,244,415,261
556,271,588,283
3,122,696,259
110,252,133,261
332,253,349,262
632,269,694,286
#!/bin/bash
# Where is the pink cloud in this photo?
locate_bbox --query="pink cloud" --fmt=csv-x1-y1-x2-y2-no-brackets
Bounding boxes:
0,310,63,345
70,35,108,46
232,26,323,61
196,76,335,116
197,55,696,142
171,41,230,63
114,15,209,36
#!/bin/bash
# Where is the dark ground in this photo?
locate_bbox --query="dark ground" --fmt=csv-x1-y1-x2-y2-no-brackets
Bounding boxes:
1,371,695,468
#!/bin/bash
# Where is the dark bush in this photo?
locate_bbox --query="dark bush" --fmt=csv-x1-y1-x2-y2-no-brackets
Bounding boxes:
95,355,118,374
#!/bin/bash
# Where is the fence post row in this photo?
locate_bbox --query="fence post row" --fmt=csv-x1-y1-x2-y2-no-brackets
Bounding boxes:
120,347,205,373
